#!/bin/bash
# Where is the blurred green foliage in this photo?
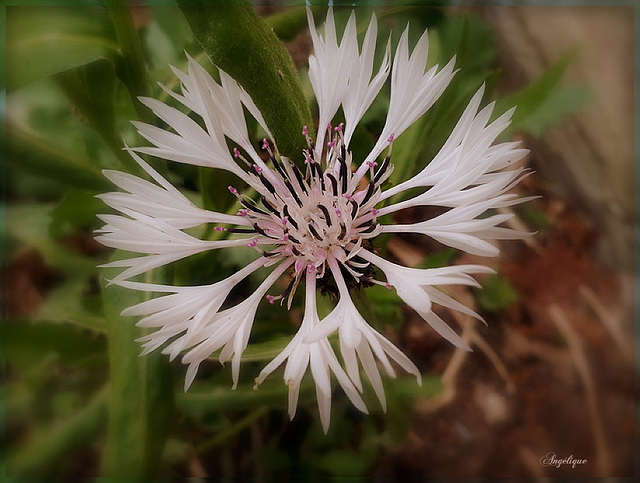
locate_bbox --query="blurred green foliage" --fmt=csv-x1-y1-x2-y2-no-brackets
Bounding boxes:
476,274,519,313
3,1,585,478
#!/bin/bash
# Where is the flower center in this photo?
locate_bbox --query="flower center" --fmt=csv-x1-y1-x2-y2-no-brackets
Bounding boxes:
226,125,394,305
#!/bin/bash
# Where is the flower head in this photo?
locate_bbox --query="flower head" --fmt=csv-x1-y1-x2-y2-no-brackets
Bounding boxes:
97,8,530,432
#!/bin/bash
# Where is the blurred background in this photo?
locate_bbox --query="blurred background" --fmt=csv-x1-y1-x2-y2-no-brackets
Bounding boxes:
2,1,635,478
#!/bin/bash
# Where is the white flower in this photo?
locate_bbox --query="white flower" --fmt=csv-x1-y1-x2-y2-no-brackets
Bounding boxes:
97,8,529,431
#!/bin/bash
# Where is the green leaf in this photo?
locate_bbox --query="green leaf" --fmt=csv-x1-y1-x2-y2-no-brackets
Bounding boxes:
6,203,98,275
36,276,106,333
476,274,519,313
52,59,137,170
6,6,118,92
178,0,314,160
513,86,591,138
6,119,112,192
5,319,106,368
237,336,291,362
105,0,153,123
101,266,174,477
6,387,108,477
178,379,316,415
50,189,104,238
497,53,588,137
266,7,308,42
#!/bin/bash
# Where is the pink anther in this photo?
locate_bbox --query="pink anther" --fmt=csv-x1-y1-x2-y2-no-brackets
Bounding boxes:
262,138,269,150
253,164,263,174
214,226,226,232
228,186,238,195
233,147,241,158
387,133,395,143
302,125,308,136
266,295,276,305
247,239,258,248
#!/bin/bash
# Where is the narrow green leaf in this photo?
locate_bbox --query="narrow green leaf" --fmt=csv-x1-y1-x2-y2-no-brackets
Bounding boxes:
49,189,104,238
6,203,98,275
7,387,108,477
496,52,580,135
6,120,112,192
101,265,174,477
266,7,308,42
513,86,591,138
177,380,315,415
5,319,106,367
53,59,137,170
177,0,314,160
6,6,118,92
476,273,519,313
105,0,152,123
237,336,291,362
36,277,106,333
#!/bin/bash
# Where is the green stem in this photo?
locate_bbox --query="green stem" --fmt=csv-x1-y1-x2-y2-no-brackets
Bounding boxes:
105,0,151,123
101,267,174,477
196,407,268,454
7,387,108,477
6,119,111,192
177,0,314,160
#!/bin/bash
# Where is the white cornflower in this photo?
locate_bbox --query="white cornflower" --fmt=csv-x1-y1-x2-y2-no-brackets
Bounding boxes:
97,8,530,432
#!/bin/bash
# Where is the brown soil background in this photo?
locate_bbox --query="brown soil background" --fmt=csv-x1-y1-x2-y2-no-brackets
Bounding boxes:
372,6,635,478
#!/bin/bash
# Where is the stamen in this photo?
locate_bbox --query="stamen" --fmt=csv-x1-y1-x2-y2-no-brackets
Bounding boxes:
326,173,338,196
317,204,332,226
261,196,280,215
338,157,348,193
291,163,308,194
308,224,323,241
284,179,302,206
360,181,375,205
338,223,347,239
374,155,391,184
360,223,378,234
241,199,269,216
282,205,298,229
258,173,276,195
349,199,359,219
